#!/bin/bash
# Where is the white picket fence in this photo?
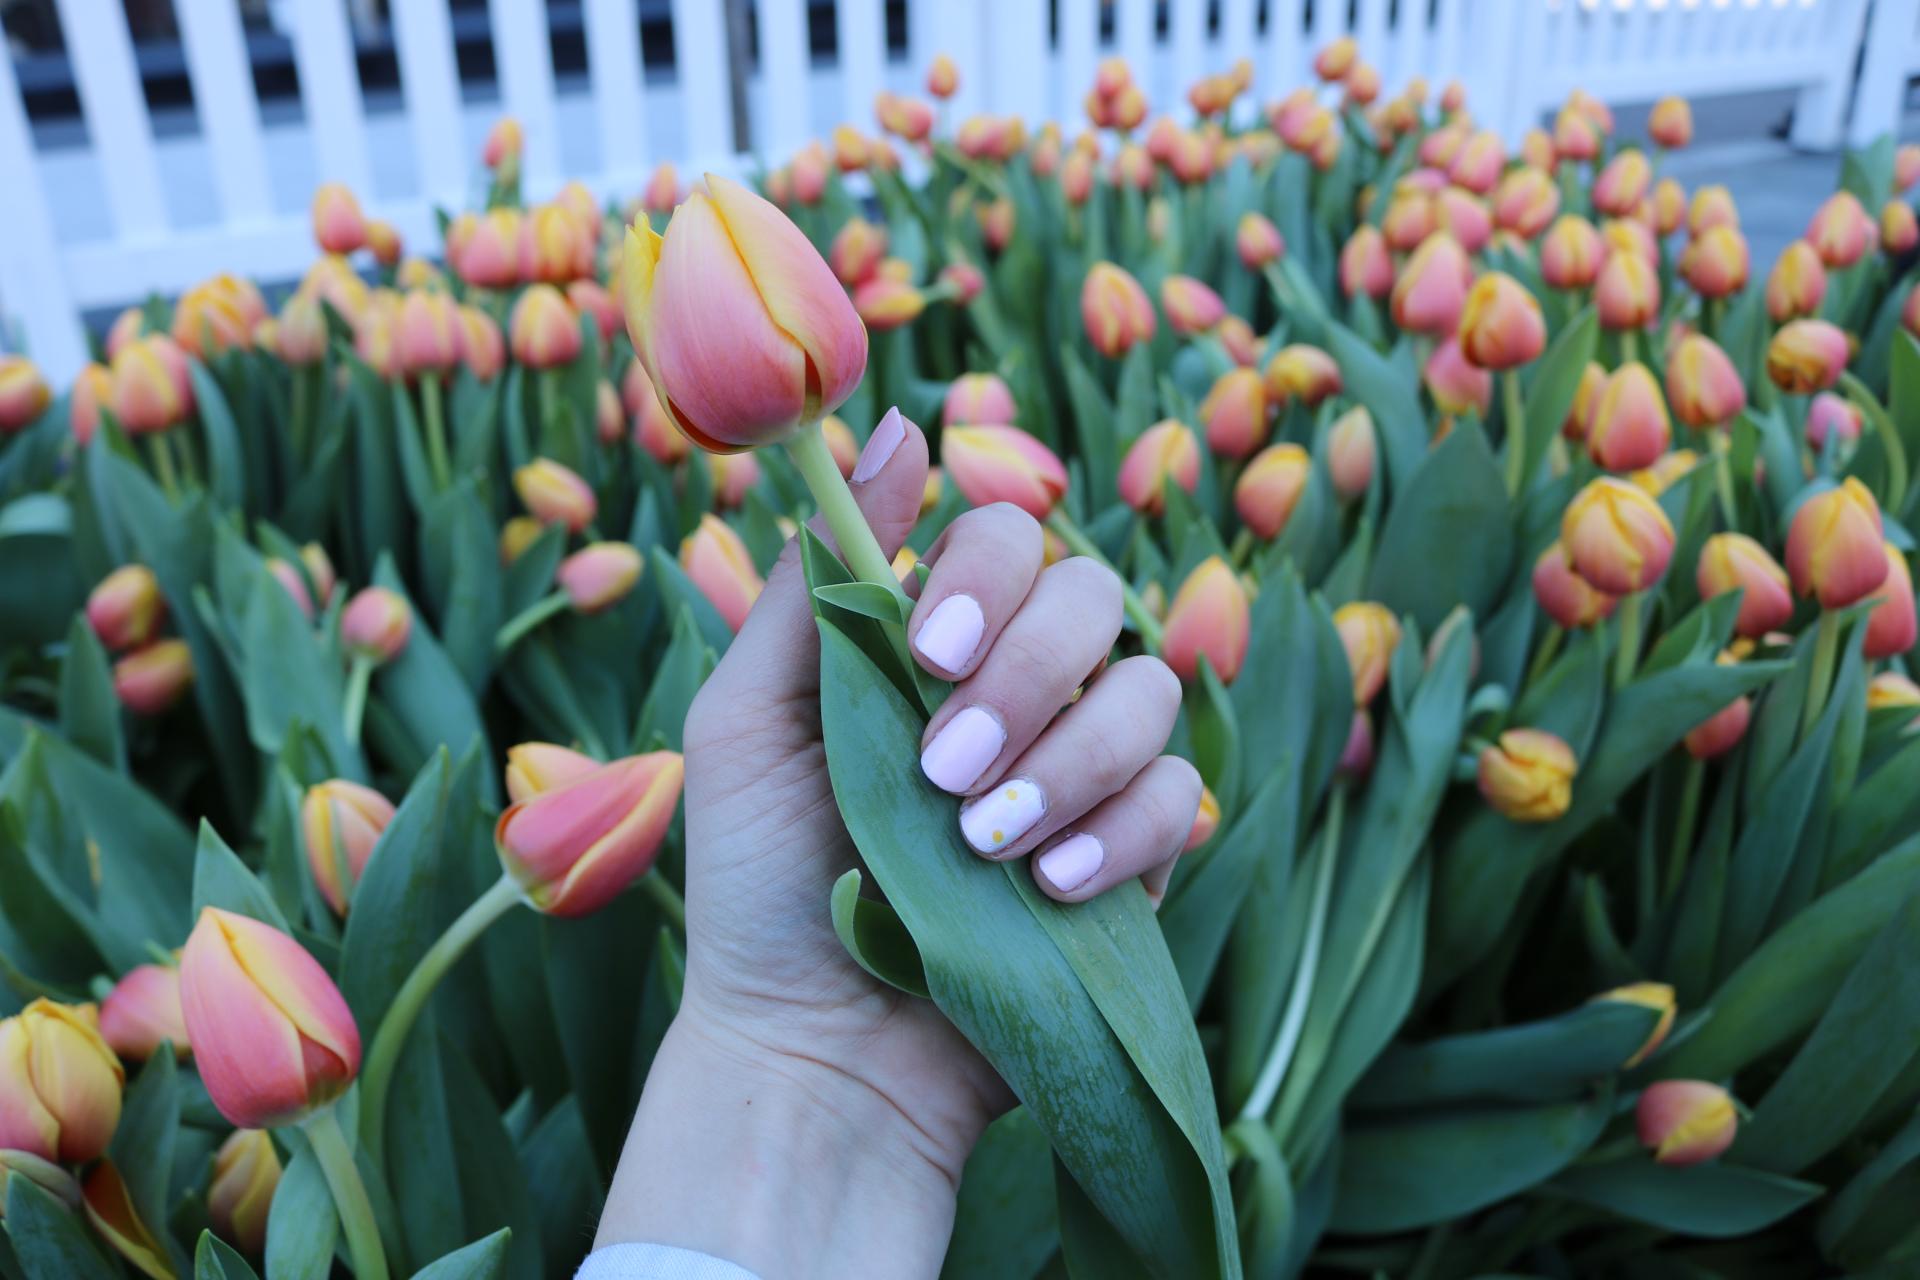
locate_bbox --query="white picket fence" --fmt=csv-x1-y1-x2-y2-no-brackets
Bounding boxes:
0,0,1912,386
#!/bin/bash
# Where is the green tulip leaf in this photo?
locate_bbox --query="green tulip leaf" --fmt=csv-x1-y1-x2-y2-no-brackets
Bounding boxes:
4,1175,121,1280
830,868,930,999
1545,1158,1822,1237
942,1108,1058,1280
265,1146,337,1280
1325,321,1424,491
411,1229,512,1280
1353,1000,1660,1110
57,616,125,773
1520,306,1598,490
193,1232,261,1280
1365,418,1514,634
185,359,247,512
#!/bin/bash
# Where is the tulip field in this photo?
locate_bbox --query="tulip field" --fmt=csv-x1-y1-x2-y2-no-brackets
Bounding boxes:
7,34,1920,1280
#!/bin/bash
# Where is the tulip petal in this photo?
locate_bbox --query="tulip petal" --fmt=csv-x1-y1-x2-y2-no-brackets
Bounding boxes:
217,912,360,1075
82,1161,175,1280
0,1018,59,1161
555,754,686,915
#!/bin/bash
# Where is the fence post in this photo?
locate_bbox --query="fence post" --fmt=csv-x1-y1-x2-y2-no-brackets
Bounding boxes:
1792,0,1874,149
1848,0,1918,147
0,47,88,378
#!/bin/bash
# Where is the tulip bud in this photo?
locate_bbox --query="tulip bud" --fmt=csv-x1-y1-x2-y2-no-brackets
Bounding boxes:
1391,233,1471,334
1637,1080,1737,1166
1118,420,1202,515
1184,786,1222,851
1595,249,1660,331
310,183,366,255
1459,273,1547,370
0,356,50,433
1478,728,1577,822
1198,367,1268,461
943,373,1017,428
941,424,1068,518
0,1151,80,1219
1314,36,1357,82
1805,391,1862,453
509,283,585,370
110,335,195,434
1681,225,1750,299
623,175,866,451
496,752,684,916
1806,191,1876,268
1327,406,1375,500
1766,318,1850,394
456,209,522,289
208,1129,280,1255
1786,477,1889,610
830,216,888,287
1865,544,1917,660
518,202,596,285
0,1000,124,1163
1665,335,1747,430
927,52,959,98
875,91,934,143
180,907,360,1128
1493,167,1560,239
457,306,505,382
939,260,985,304
1160,275,1226,336
301,779,395,915
1334,601,1401,706
1433,187,1492,254
1590,149,1650,218
1533,538,1620,630
1553,106,1600,163
1264,344,1343,409
1539,214,1604,290
113,640,194,714
1647,95,1692,148
1081,261,1158,358
1883,201,1919,255
1694,532,1794,639
1341,224,1394,299
1562,476,1676,594
852,277,927,331
504,742,602,804
1585,362,1672,472
1552,360,1604,442
1869,670,1920,712
98,962,189,1062
334,587,410,669
557,542,644,615
87,564,166,653
1686,692,1753,760
680,514,763,630
1162,557,1251,683
1592,982,1678,1067
67,362,110,446
514,458,597,533
706,450,762,511
1234,442,1311,540
1650,177,1687,237
392,289,461,380
1215,314,1262,368
1424,336,1492,418
639,161,679,215
1236,213,1285,270
483,116,523,173
567,281,623,347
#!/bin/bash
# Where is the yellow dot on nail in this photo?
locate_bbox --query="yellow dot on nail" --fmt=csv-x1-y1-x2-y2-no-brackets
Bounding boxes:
1004,788,1017,800
992,829,1005,843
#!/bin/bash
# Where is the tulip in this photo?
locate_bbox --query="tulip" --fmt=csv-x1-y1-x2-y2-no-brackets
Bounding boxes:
1448,130,1504,194
1649,96,1692,148
820,415,861,478
1381,191,1437,254
106,305,147,358
643,161,679,214
99,962,189,1061
875,91,934,143
830,216,888,288
1216,315,1261,368
557,542,645,615
1434,187,1492,253
1590,982,1678,1068
393,289,461,379
457,209,522,289
942,425,1069,518
1562,476,1676,595
1869,670,1920,711
1458,273,1546,371
1665,335,1746,430
1584,362,1671,473
179,907,360,1128
340,586,412,663
680,514,763,630
567,281,623,347
1533,542,1619,629
1200,368,1268,460
1786,477,1887,608
171,276,263,358
1391,233,1471,335
495,751,684,917
311,183,365,255
1560,361,1606,441
1595,249,1659,331
1681,225,1749,299
301,779,395,915
1766,318,1850,394
68,362,110,445
1236,213,1285,269
1593,150,1651,217
790,141,829,204
518,202,595,284
1883,200,1919,255
483,116,523,172
1806,191,1876,268
1553,106,1599,162
1493,167,1559,239
113,640,194,714
1685,185,1738,238
1686,694,1753,760
1162,557,1251,683
853,277,926,331
0,1000,124,1162
1806,392,1863,452
1060,148,1097,206
110,335,194,434
926,52,958,98
1185,787,1221,851
943,373,1017,428
1081,261,1158,358
623,175,866,452
1118,420,1202,515
1327,406,1375,500
939,260,985,304
1264,344,1343,409
1161,275,1226,336
1477,728,1577,823
364,219,401,268
1763,240,1828,325
508,284,584,370
1539,215,1604,290
499,517,545,565
1314,36,1357,81
457,306,505,382
1424,337,1491,418
625,361,688,464
0,1151,80,1219
208,1129,281,1255
1334,601,1401,706
1520,126,1556,173
1694,533,1793,639
87,564,166,652
707,450,761,510
1637,1080,1737,1166
1235,443,1310,539
1340,224,1394,299
514,458,597,533
1865,545,1917,660
1652,177,1687,236
505,742,602,804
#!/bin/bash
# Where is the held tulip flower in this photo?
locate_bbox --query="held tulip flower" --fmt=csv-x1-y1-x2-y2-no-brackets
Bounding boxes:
622,173,867,451
1594,249,1660,331
680,514,764,631
515,458,597,533
1539,215,1604,290
301,779,396,915
1161,557,1251,683
1327,406,1376,500
943,373,1018,427
180,907,361,1128
99,962,189,1061
310,183,366,255
1650,96,1693,148
1340,224,1394,299
509,284,585,369
340,586,413,663
1477,728,1577,823
1586,362,1673,472
1637,1080,1738,1166
0,1000,124,1163
1201,367,1269,460
1082,261,1158,358
1334,601,1401,706
87,564,166,652
495,752,686,916
1117,420,1202,515
1264,344,1343,408
941,425,1069,518
1806,190,1876,268
1458,273,1547,370
1390,232,1472,335
1665,334,1747,429
557,542,645,613
1236,213,1285,269
1534,541,1619,629
1680,225,1750,299
0,356,51,432
1767,240,1828,323
1864,545,1916,660
209,1129,281,1255
1160,275,1227,335
1235,443,1311,539
1591,982,1677,1068
505,742,602,803
1806,392,1863,451
1787,478,1888,607
1697,533,1795,638
1562,476,1676,595
1424,337,1492,418
113,640,194,714
1766,318,1850,394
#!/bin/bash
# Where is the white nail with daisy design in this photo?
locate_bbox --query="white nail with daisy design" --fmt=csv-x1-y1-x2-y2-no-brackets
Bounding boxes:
960,778,1047,854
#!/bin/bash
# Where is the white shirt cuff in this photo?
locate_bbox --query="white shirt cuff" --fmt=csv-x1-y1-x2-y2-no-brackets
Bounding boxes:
575,1243,763,1280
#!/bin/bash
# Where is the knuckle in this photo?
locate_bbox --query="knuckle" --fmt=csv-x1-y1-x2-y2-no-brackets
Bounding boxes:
1052,556,1125,619
994,627,1074,694
1118,655,1183,721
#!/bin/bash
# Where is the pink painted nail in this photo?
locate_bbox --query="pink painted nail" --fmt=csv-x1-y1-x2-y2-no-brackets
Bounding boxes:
1038,834,1105,893
920,706,1005,793
914,593,985,672
851,406,907,483
960,778,1047,854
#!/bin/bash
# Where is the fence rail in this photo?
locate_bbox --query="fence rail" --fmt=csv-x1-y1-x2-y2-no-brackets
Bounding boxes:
2,0,1913,385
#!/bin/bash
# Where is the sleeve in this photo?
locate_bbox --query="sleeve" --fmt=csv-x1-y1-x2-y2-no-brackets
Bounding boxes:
574,1243,764,1280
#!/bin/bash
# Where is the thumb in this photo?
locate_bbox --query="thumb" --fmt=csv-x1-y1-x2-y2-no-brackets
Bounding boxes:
711,407,931,711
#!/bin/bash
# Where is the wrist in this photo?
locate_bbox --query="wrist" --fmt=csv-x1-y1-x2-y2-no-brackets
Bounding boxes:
594,1004,967,1279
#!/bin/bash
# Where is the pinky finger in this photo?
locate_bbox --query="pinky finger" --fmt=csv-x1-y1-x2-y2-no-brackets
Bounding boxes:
1030,756,1202,905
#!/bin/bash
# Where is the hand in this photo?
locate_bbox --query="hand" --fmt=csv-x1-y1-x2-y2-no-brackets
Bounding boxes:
594,411,1201,1278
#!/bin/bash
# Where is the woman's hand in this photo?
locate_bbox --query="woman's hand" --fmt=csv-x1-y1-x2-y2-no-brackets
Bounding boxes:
594,411,1200,1278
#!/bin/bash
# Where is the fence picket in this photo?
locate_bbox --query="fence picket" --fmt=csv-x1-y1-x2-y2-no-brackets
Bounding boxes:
52,0,168,238
1060,0,1102,128
583,0,650,184
758,0,813,163
670,0,737,168
390,0,467,208
0,44,86,372
490,0,562,192
838,0,887,136
175,0,273,224
289,0,373,194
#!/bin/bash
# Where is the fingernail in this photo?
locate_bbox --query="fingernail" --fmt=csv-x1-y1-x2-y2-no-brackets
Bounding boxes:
1038,833,1104,893
914,593,985,672
851,406,907,483
920,706,1005,793
960,778,1047,855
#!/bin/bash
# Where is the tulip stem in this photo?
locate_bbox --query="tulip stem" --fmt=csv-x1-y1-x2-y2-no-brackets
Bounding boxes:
1665,756,1706,904
1525,625,1564,690
784,420,904,597
302,1106,391,1280
148,434,180,500
360,874,522,1166
495,590,572,656
342,654,374,746
1800,609,1842,743
1612,591,1644,690
1619,328,1640,367
420,374,453,491
1045,509,1166,650
291,364,316,465
1502,370,1528,496
1838,370,1909,516
639,868,686,932
1713,446,1740,530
